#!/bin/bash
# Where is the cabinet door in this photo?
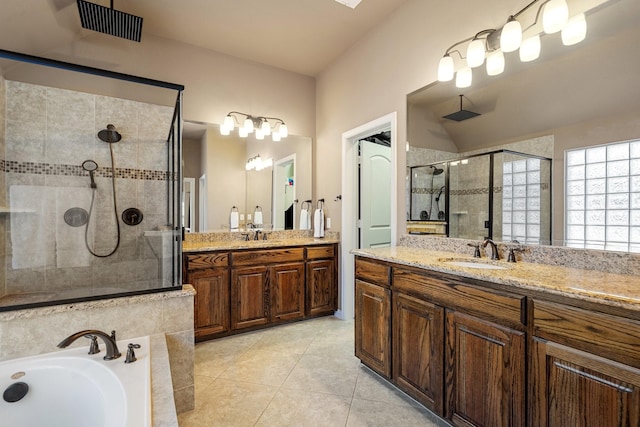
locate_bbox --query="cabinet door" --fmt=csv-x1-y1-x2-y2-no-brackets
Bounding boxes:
231,266,269,330
445,310,525,427
355,279,391,378
189,268,230,338
531,338,640,427
270,262,306,322
306,259,336,316
393,292,444,414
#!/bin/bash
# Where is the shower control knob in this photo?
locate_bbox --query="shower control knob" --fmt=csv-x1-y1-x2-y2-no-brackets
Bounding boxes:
122,208,143,226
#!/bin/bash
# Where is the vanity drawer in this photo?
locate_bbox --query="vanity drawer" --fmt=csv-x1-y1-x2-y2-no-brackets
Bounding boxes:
355,257,391,288
533,300,640,366
306,245,335,260
232,248,304,266
185,252,229,270
393,268,525,327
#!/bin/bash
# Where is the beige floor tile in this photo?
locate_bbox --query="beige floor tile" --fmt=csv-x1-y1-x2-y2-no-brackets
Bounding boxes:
282,353,361,397
248,326,315,355
353,365,422,408
178,378,278,427
346,398,441,427
255,388,351,427
219,348,302,387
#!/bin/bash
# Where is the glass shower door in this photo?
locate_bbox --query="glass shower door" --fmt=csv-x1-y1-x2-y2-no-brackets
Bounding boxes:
448,156,491,240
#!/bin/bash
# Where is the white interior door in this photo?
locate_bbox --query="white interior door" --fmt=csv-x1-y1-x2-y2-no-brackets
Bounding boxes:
359,140,391,248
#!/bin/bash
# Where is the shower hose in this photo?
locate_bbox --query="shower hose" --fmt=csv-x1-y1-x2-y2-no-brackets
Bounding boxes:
85,143,121,257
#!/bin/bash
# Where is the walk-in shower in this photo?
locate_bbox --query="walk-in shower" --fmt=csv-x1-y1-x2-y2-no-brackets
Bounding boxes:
409,150,552,244
0,48,184,312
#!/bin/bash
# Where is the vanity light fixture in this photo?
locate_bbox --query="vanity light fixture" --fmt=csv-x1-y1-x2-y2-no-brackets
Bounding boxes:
246,155,273,171
436,0,586,87
220,111,288,142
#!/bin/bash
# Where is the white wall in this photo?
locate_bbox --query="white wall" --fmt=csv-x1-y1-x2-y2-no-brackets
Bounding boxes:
316,0,518,234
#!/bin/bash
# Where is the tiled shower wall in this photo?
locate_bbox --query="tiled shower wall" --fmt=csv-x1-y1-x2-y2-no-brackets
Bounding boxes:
3,80,175,302
0,76,6,299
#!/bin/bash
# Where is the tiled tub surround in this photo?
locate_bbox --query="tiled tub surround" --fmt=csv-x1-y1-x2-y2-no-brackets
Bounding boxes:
0,285,195,417
1,80,176,307
358,235,640,311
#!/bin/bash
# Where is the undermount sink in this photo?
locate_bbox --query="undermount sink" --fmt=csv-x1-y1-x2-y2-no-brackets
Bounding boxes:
438,258,510,270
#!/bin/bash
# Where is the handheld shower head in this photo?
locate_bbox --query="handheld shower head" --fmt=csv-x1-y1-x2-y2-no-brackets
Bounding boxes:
98,124,122,143
82,160,98,189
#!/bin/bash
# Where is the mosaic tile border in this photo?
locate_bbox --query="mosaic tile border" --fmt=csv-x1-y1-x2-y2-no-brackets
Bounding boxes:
412,183,550,196
1,160,173,181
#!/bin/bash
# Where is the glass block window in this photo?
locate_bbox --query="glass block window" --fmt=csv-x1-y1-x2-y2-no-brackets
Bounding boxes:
565,140,640,252
502,158,542,244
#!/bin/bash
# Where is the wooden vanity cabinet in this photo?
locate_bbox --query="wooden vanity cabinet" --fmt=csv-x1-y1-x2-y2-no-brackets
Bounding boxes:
185,243,338,341
306,245,337,317
393,291,444,413
393,266,526,427
530,300,640,427
184,252,231,339
355,258,392,378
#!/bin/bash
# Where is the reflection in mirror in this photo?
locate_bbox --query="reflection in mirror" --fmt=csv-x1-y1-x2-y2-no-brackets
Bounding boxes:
407,0,640,249
182,178,195,232
183,122,311,231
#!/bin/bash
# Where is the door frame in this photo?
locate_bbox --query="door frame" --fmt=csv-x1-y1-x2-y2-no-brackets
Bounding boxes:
339,112,397,320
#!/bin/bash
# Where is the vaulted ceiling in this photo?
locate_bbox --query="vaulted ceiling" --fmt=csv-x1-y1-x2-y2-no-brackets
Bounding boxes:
0,0,407,76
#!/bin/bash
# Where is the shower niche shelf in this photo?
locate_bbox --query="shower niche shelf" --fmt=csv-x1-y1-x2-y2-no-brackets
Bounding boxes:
0,206,36,213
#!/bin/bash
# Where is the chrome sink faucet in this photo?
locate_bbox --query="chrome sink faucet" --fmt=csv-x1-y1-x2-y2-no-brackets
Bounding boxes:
57,329,121,360
482,238,500,260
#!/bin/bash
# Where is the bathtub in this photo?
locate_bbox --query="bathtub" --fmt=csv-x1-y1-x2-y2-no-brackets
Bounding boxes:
0,335,151,427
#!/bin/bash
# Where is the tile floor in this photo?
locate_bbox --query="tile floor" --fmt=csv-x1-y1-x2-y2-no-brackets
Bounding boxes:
178,316,450,427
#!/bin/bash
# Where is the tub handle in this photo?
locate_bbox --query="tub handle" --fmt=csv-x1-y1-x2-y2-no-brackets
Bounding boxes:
125,343,141,364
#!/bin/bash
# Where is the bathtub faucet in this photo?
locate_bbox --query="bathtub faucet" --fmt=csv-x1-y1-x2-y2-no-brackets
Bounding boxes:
57,329,121,360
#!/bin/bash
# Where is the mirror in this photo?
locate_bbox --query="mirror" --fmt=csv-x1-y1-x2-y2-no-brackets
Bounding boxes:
407,0,640,247
183,122,312,231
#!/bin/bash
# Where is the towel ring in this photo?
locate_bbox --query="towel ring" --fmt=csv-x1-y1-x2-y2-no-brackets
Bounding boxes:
316,199,325,209
231,206,238,212
255,206,262,212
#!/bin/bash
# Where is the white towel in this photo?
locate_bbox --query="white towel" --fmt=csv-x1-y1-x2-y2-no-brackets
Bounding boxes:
230,210,239,230
254,210,263,226
299,208,311,230
313,208,325,238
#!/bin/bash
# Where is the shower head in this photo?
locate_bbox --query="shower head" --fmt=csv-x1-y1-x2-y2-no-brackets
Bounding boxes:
98,124,121,143
429,165,444,176
77,0,143,42
82,160,98,189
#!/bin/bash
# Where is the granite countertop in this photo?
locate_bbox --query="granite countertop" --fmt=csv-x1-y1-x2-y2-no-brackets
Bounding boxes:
183,237,340,253
353,246,640,312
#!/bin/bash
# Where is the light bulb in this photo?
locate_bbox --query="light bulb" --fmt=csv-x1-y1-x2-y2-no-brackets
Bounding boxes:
562,13,586,46
519,35,541,62
455,67,472,88
243,117,254,133
255,128,264,140
501,18,522,53
272,132,281,142
261,120,271,135
245,161,252,171
279,123,288,138
543,0,569,34
437,55,454,82
486,50,505,76
223,115,234,130
220,125,230,136
239,127,249,138
466,39,485,68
